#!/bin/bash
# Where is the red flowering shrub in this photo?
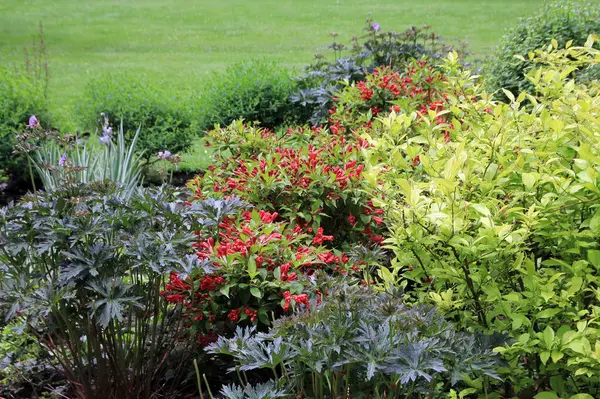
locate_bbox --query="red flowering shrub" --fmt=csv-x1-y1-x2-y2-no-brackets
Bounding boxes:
161,207,364,334
328,60,454,137
190,123,385,248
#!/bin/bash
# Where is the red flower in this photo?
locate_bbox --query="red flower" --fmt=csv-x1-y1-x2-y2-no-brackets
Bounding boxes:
312,227,334,245
282,291,292,311
348,215,357,226
200,275,226,291
411,155,420,168
228,308,240,323
164,294,186,304
293,294,309,308
371,235,384,244
244,307,258,322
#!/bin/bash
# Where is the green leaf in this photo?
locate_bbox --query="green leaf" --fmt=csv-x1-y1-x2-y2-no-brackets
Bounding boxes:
472,203,491,217
574,368,589,376
534,392,559,399
590,211,600,236
540,351,550,365
543,326,555,349
551,350,564,363
587,250,600,268
537,308,561,319
522,172,537,189
502,88,516,103
250,287,263,298
247,256,257,278
219,285,230,298
569,395,594,399
568,276,583,295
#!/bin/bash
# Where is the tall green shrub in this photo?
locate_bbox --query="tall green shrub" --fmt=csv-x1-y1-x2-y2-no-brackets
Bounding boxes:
486,0,600,100
0,65,48,178
194,59,295,130
76,73,196,159
368,40,600,397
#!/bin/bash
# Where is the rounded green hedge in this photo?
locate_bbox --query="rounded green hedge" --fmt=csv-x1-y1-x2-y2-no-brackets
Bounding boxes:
486,0,600,100
76,73,197,159
194,59,296,130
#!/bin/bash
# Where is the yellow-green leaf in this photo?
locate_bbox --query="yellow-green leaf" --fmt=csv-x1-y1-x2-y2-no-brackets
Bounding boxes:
522,173,537,189
588,250,600,268
551,350,564,363
534,392,559,399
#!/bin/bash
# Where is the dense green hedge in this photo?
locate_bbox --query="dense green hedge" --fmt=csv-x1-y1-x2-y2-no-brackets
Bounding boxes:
194,59,296,130
0,65,49,178
486,0,600,100
76,73,197,159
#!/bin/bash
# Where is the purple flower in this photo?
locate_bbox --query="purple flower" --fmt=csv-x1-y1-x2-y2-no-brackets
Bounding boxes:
100,134,112,145
27,115,40,129
372,23,380,32
59,152,67,167
158,150,172,160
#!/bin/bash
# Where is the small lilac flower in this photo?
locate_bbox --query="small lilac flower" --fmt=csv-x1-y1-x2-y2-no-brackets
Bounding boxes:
59,152,67,167
0,183,7,192
27,115,40,129
372,23,380,32
158,150,172,160
100,134,112,145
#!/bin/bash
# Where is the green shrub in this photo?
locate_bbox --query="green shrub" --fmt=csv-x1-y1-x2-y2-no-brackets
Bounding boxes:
0,65,49,178
291,19,462,125
207,280,504,398
76,73,196,159
195,59,296,130
367,40,600,397
486,0,600,100
0,183,206,399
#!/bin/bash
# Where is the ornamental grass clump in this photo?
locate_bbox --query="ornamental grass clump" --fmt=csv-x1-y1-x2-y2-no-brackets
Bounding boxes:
30,114,143,197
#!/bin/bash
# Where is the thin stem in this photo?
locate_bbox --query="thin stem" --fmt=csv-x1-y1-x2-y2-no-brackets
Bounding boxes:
27,155,37,194
194,359,204,399
203,373,215,399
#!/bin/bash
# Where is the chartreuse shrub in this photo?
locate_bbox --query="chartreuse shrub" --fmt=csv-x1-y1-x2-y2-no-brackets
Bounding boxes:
207,281,504,398
0,183,210,399
365,37,600,397
194,59,296,131
76,73,196,159
486,0,600,100
0,65,49,180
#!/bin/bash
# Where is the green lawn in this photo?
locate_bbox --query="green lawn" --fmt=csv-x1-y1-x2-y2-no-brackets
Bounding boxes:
1,0,545,119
